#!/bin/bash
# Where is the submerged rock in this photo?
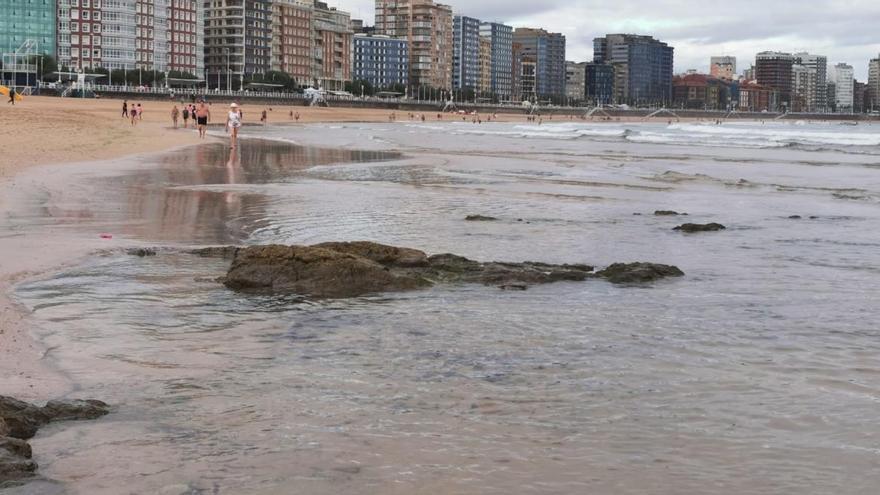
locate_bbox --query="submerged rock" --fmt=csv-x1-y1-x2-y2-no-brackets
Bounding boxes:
597,263,685,284
42,400,111,422
126,248,157,257
674,223,726,233
465,215,499,222
654,210,686,216
222,242,597,297
788,215,802,220
0,396,109,483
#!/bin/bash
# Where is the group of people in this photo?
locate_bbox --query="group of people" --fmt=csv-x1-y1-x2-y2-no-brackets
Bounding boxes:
122,101,144,125
162,101,212,138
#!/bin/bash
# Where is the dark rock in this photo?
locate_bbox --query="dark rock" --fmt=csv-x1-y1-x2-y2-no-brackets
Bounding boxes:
189,246,240,259
597,263,685,284
0,450,38,482
0,437,32,459
222,242,596,298
673,223,726,233
465,215,498,222
499,284,528,291
788,215,802,220
222,244,431,298
654,210,684,216
0,397,109,484
126,248,157,257
42,399,110,422
809,216,819,220
0,397,49,440
312,241,429,268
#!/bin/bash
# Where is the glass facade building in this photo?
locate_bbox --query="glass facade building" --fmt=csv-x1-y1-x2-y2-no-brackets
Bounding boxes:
594,34,674,106
513,28,566,101
452,15,480,90
0,0,56,56
353,33,407,90
479,21,512,100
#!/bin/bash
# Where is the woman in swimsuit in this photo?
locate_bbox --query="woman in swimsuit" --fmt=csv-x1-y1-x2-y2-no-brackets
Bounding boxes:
226,103,242,149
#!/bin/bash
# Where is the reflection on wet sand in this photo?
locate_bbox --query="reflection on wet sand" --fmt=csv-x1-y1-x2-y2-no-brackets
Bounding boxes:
94,140,402,244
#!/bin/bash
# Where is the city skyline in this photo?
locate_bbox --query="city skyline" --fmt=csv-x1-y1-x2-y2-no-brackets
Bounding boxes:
331,0,880,80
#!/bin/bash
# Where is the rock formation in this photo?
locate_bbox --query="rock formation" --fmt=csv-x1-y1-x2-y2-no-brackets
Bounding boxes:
0,396,110,484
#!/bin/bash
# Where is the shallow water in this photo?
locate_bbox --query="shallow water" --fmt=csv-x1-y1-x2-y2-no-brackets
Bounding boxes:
7,121,880,494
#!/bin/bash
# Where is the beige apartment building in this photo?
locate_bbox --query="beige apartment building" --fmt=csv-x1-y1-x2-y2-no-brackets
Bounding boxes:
375,0,453,90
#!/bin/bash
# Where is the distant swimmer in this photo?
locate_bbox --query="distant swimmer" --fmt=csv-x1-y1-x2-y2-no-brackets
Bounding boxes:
227,102,242,149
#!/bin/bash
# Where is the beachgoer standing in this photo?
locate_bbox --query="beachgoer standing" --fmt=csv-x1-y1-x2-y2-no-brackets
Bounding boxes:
7,89,15,105
261,109,267,125
182,105,190,128
171,105,180,128
196,101,211,139
136,104,143,120
130,105,138,126
122,100,128,117
226,103,243,149
294,112,300,122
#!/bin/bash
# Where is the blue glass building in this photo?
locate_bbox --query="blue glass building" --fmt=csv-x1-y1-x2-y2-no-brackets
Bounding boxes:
453,16,480,90
593,34,674,106
586,63,614,105
479,22,513,100
353,34,408,90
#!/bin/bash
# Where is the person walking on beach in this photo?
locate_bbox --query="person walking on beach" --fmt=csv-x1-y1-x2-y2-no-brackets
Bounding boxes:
130,105,138,126
122,100,128,118
182,105,190,128
7,88,15,105
171,105,180,128
196,101,210,139
137,104,143,120
226,103,243,149
260,109,267,125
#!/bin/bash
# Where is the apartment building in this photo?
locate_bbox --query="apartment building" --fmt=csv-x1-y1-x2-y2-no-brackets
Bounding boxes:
513,27,566,101
375,0,453,89
353,33,408,90
479,21,513,100
594,34,673,106
204,0,272,88
452,15,480,90
270,0,312,83
755,51,794,110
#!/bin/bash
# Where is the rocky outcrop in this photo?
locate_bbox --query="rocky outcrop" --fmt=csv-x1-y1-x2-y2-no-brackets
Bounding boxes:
465,215,498,222
654,210,686,216
219,241,682,297
222,244,431,298
596,263,685,284
0,396,110,483
674,223,726,233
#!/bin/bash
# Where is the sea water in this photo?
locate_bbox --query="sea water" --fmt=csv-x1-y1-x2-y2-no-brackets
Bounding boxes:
7,120,880,494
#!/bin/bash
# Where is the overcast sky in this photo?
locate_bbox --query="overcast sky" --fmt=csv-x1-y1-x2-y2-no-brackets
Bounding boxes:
334,0,880,80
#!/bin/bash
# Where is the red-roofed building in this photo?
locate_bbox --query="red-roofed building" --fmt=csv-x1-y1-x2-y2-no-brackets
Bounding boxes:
672,73,730,110
738,80,780,112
